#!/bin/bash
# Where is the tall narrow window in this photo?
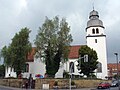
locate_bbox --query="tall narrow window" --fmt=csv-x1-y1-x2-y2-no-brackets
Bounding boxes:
96,28,99,34
92,28,95,34
24,63,29,72
97,62,102,72
95,39,97,43
69,62,74,73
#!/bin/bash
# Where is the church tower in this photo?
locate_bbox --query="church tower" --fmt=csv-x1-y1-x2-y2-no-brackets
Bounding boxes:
86,10,108,79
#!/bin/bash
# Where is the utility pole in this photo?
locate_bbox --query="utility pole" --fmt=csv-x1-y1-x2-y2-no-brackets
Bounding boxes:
0,49,1,61
114,53,120,90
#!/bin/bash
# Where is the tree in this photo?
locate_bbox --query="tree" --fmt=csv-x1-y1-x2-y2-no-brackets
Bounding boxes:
78,45,98,77
11,27,32,77
34,16,72,78
0,64,5,78
1,46,13,67
1,27,32,77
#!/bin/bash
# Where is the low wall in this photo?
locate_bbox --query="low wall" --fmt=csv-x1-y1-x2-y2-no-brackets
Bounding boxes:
0,78,110,89
35,79,110,89
0,79,23,88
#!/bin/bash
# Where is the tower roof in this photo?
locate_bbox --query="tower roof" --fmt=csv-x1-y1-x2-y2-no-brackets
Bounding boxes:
87,10,104,28
89,10,99,19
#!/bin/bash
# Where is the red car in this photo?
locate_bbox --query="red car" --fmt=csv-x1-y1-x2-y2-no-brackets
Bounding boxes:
97,82,111,89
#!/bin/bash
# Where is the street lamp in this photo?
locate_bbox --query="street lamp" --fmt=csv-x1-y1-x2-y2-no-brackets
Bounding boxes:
0,49,1,61
69,59,80,90
114,53,120,89
114,53,118,75
69,55,88,90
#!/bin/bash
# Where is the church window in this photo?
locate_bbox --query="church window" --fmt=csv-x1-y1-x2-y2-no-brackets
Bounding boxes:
24,63,29,72
10,67,12,72
95,39,97,43
96,28,99,34
97,62,102,73
92,28,95,34
7,67,8,73
69,62,74,73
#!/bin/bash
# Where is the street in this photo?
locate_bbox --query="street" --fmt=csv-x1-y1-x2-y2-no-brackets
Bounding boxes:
96,87,119,90
0,85,119,90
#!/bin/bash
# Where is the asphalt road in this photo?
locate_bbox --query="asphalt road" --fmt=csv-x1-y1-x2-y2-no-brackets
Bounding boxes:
0,85,119,90
95,87,119,90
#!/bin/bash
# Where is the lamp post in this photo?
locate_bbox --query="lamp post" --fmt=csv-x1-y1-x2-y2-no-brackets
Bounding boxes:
0,49,1,61
69,55,88,90
114,53,120,89
69,59,80,90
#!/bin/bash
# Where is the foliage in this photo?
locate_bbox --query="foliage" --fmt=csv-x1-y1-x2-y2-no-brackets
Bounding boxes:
0,64,5,78
34,16,72,78
78,45,98,77
113,74,120,80
71,81,75,85
1,27,31,77
54,81,58,86
63,70,69,78
1,46,13,66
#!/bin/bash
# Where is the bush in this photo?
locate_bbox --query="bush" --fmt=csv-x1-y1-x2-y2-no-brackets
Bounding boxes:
63,71,69,78
71,81,75,85
54,81,58,86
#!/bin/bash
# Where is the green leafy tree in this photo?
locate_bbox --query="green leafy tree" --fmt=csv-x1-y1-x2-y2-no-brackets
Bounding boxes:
11,27,32,77
34,16,72,78
1,46,13,67
1,27,31,77
0,64,5,78
78,45,98,77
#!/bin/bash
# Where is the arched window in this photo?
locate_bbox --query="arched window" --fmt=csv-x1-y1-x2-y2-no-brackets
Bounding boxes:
97,62,102,73
24,63,29,72
69,62,74,73
96,28,99,34
92,28,95,34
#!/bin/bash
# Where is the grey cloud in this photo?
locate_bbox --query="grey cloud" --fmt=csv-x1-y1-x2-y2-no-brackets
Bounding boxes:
0,0,120,63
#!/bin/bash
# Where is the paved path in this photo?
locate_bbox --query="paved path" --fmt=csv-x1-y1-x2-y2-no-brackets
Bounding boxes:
0,85,96,90
0,85,103,90
0,85,34,90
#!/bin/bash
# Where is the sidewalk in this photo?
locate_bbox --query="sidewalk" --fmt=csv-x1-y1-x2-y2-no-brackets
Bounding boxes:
0,85,96,90
0,85,34,90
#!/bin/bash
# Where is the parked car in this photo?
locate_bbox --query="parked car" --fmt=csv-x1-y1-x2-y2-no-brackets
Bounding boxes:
97,82,111,89
111,80,120,87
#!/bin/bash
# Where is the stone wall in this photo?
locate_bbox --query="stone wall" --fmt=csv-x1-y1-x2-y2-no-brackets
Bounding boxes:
35,79,69,89
0,78,110,89
0,79,23,88
35,79,110,89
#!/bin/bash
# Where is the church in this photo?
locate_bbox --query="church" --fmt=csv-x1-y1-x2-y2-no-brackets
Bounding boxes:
5,9,108,79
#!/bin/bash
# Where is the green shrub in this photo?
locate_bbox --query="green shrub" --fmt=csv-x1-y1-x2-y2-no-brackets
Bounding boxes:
54,81,58,86
71,81,75,85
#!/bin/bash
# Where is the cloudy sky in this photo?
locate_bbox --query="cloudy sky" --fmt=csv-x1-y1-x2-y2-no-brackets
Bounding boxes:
0,0,120,63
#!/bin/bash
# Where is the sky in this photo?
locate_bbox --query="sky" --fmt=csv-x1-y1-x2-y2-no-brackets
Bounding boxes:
0,0,120,63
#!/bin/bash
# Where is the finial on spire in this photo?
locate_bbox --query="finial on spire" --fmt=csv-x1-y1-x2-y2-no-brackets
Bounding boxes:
92,2,94,10
92,0,95,10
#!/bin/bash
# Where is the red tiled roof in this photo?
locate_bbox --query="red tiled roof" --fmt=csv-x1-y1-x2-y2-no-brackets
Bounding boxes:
27,47,36,62
27,45,83,62
68,45,81,59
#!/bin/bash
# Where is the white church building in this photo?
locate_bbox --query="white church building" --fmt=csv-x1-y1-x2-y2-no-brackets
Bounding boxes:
5,9,108,79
